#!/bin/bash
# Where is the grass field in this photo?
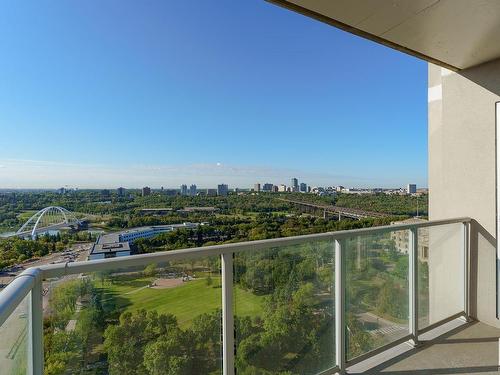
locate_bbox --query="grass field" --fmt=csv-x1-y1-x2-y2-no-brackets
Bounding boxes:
17,210,37,221
97,274,264,328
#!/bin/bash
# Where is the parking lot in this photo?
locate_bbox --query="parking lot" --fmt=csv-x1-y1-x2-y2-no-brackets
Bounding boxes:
0,243,92,290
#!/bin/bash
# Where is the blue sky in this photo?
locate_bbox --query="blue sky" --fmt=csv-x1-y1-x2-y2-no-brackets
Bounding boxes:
0,0,427,189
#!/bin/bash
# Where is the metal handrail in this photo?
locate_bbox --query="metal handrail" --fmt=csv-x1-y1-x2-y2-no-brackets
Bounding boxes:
0,268,38,325
38,216,471,279
0,216,472,375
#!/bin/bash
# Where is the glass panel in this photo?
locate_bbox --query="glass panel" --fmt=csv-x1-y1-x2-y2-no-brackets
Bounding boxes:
0,293,29,375
418,223,463,329
233,239,335,374
43,257,222,374
345,230,409,360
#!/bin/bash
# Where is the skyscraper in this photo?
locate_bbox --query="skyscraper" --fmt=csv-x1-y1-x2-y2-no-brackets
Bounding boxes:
206,188,218,197
180,184,188,196
254,183,261,192
300,183,307,193
217,184,229,196
291,178,299,192
142,186,151,196
262,183,273,192
407,184,417,194
189,184,197,196
117,187,126,197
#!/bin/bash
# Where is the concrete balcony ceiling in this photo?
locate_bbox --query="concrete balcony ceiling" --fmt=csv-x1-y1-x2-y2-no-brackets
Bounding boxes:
268,0,500,71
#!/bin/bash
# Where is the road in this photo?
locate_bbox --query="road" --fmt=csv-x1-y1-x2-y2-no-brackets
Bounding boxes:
357,311,408,341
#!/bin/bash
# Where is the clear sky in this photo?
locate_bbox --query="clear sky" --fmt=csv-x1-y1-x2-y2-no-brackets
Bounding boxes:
0,0,427,189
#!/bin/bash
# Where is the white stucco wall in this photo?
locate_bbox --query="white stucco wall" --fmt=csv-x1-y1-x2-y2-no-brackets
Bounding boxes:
428,59,500,327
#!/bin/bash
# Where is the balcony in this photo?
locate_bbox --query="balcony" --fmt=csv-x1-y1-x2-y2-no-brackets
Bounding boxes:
0,217,490,374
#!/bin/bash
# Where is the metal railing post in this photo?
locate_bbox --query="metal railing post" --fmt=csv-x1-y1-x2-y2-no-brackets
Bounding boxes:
28,271,43,375
409,228,419,346
221,252,235,375
335,239,346,372
463,221,471,321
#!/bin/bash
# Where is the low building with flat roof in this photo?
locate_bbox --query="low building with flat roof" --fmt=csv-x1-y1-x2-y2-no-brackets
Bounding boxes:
139,208,173,215
88,222,199,260
89,242,131,260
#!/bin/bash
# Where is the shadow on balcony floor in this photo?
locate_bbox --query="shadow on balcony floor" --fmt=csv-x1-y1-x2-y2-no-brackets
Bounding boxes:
350,321,500,374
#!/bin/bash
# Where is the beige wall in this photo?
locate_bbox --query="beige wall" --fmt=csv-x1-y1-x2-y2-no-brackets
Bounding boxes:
428,59,500,327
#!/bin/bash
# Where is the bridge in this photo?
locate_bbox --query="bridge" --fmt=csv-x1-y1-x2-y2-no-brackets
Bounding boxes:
281,199,391,220
15,206,84,239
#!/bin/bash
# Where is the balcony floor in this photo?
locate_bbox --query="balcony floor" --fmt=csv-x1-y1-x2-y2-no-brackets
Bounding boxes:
350,320,500,374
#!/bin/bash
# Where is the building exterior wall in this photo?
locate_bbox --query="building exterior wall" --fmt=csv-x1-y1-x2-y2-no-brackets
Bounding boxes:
428,59,500,327
390,218,429,262
88,253,105,261
88,250,131,260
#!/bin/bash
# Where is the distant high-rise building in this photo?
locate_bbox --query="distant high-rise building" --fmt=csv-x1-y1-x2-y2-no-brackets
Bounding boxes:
101,189,110,198
189,184,197,196
407,184,417,194
206,188,218,197
278,184,287,192
254,183,261,192
180,184,188,196
272,185,279,192
291,178,299,192
217,184,229,196
117,187,126,197
57,187,67,195
262,183,273,192
142,186,151,196
300,183,307,193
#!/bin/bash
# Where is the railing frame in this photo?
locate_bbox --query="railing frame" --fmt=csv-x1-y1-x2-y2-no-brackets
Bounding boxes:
463,221,471,321
335,239,346,371
28,269,43,375
0,216,471,375
409,227,419,346
221,251,235,375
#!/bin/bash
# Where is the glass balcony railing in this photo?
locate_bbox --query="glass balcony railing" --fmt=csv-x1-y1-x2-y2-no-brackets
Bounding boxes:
0,217,471,375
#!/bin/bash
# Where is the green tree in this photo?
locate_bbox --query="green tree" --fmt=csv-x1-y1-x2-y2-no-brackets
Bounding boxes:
143,331,190,375
143,263,157,278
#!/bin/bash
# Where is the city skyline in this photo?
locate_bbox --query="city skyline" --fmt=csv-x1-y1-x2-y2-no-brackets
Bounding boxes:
0,159,423,190
0,0,426,188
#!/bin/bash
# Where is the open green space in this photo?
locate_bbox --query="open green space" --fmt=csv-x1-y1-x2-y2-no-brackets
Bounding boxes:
17,210,37,221
97,274,264,327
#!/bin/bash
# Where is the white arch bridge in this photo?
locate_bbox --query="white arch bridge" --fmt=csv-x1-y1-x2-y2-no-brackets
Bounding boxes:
15,206,84,239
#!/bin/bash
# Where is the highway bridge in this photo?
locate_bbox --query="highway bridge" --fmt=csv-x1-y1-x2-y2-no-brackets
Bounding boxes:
281,199,391,220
